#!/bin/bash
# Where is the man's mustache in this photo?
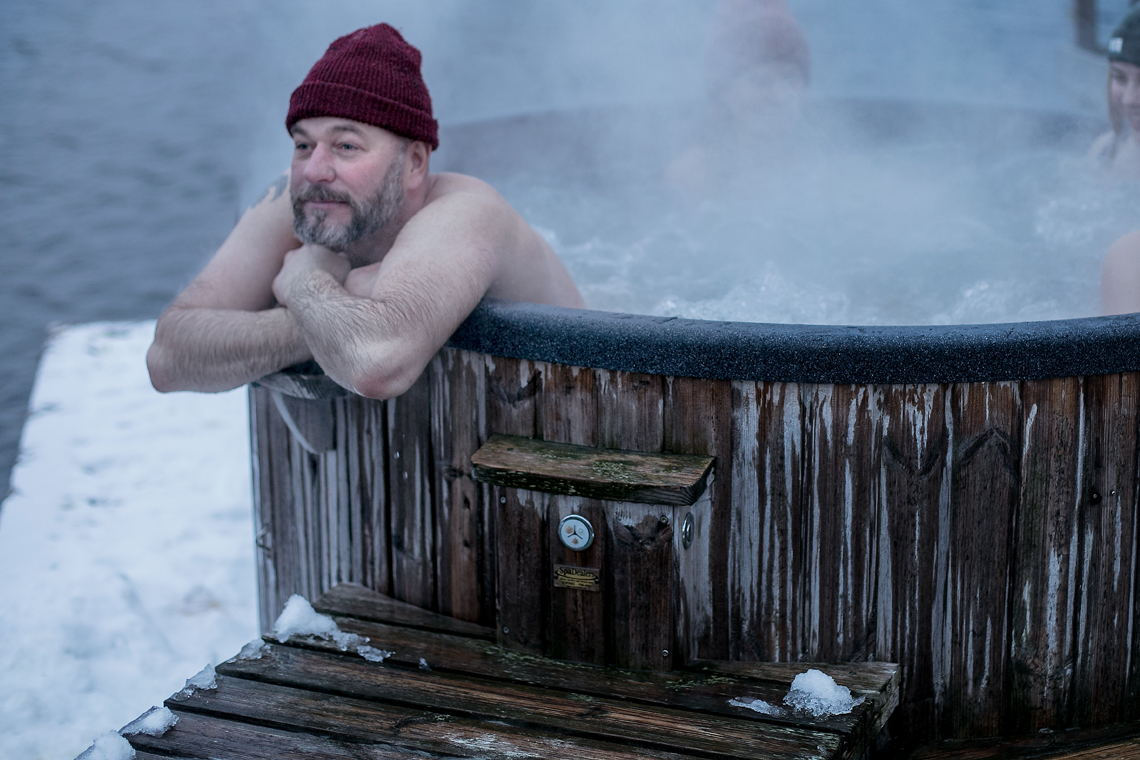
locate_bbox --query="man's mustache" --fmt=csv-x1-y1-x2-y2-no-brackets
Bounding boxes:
293,186,354,205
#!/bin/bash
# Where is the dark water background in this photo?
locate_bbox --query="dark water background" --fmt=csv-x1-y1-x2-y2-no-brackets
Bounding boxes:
0,0,1126,500
0,2,272,501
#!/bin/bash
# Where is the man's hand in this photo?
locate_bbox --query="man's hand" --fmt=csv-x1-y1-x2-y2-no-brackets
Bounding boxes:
272,244,352,306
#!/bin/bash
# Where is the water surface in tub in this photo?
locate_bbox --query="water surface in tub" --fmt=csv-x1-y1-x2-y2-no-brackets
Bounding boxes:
483,114,1140,326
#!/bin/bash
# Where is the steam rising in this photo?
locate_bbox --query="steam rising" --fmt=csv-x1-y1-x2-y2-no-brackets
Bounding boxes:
244,1,1138,325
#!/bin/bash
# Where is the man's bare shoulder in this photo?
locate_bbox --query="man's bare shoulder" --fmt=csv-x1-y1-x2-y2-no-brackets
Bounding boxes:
424,171,500,200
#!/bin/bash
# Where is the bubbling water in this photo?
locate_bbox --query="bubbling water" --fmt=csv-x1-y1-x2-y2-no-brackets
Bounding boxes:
473,103,1139,326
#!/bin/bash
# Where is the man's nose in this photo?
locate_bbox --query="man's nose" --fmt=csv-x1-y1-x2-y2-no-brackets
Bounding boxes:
302,143,336,184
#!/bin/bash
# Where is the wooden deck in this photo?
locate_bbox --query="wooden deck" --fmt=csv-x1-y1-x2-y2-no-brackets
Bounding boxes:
122,583,899,760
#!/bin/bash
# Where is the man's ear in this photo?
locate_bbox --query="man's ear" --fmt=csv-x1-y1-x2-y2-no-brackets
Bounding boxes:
405,140,430,187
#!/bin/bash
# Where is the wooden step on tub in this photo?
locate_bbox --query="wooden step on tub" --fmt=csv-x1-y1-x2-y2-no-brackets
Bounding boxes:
114,583,899,760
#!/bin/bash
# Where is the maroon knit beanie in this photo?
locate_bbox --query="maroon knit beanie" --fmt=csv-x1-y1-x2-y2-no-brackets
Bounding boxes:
286,24,439,150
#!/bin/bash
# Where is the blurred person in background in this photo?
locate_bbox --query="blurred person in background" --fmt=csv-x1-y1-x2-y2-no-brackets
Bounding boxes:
666,0,811,199
1090,7,1140,179
1099,9,1140,314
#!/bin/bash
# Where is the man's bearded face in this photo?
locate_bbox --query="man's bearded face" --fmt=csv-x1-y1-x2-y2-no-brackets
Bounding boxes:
292,154,405,251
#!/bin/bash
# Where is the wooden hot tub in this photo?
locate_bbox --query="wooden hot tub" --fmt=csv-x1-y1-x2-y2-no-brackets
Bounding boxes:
250,299,1140,744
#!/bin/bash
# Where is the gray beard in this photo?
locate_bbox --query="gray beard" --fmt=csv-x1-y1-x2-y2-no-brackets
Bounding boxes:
291,156,405,252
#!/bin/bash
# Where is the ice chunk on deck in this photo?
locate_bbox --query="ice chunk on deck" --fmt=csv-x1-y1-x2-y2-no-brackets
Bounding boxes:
173,664,217,699
77,732,135,760
273,594,368,651
358,645,393,663
728,696,784,715
236,638,267,660
783,669,865,717
121,706,178,737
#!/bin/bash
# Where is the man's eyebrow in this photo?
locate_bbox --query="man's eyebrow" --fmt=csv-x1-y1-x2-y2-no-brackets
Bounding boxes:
328,124,367,136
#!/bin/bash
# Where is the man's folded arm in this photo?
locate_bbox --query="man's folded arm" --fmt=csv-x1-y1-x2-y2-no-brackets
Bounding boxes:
146,305,312,393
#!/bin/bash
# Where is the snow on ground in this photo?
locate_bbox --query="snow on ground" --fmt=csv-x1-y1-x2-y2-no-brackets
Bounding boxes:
0,322,257,760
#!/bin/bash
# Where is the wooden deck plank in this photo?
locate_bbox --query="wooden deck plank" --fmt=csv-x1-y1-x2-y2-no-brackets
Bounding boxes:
274,614,884,735
168,675,699,760
216,643,844,759
313,582,494,640
131,707,447,760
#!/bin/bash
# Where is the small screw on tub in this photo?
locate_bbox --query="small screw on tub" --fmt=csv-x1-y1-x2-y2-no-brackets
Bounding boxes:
662,649,670,659
1090,489,1102,505
681,512,695,550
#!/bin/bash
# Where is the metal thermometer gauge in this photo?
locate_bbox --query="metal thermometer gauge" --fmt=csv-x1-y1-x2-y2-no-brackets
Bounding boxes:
558,514,594,551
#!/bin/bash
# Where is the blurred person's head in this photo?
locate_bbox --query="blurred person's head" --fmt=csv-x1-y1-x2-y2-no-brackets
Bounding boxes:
704,0,810,142
1107,9,1140,150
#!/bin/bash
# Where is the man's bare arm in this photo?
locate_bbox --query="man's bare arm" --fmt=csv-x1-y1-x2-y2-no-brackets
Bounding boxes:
272,189,511,399
147,306,311,392
147,175,312,392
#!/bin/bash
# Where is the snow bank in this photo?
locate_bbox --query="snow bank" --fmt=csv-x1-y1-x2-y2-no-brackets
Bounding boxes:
0,322,256,760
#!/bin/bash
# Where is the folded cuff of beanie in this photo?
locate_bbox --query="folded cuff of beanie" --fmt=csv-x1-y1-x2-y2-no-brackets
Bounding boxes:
287,82,439,150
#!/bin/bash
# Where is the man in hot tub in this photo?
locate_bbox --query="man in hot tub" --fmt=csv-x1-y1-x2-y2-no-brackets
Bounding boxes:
147,24,585,398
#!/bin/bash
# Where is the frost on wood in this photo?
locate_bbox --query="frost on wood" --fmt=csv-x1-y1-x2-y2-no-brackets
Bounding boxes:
728,696,784,716
173,664,218,700
783,669,865,717
236,638,267,660
358,645,394,663
121,706,178,737
76,732,135,760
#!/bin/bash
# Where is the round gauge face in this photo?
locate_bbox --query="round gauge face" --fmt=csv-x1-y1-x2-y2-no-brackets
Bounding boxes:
558,514,594,551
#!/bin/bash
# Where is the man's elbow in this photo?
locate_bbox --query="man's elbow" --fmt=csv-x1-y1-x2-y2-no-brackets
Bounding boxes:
349,360,425,400
146,341,181,393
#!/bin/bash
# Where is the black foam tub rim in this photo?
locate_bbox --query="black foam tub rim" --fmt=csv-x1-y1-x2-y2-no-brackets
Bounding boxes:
254,299,1140,398
446,299,1140,385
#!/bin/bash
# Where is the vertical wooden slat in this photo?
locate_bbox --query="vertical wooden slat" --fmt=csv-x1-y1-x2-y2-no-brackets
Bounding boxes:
1072,373,1140,726
802,383,882,662
430,349,486,622
664,376,732,662
607,501,675,671
880,383,949,739
730,380,804,662
495,486,548,653
942,381,1021,739
484,356,543,629
597,369,664,451
387,370,436,610
362,397,390,596
1009,376,1082,733
249,386,278,632
547,496,607,664
542,363,599,446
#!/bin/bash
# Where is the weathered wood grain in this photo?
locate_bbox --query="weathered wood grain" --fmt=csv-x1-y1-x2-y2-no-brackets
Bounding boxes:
217,646,845,759
664,376,733,662
313,583,494,640
879,383,949,738
1071,372,1140,728
272,612,885,736
541,361,599,447
802,383,883,662
386,370,436,610
942,381,1021,738
730,380,804,662
494,486,548,653
170,675,701,760
607,502,675,670
1010,376,1082,733
548,496,607,664
132,708,431,760
429,348,485,623
471,434,714,505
